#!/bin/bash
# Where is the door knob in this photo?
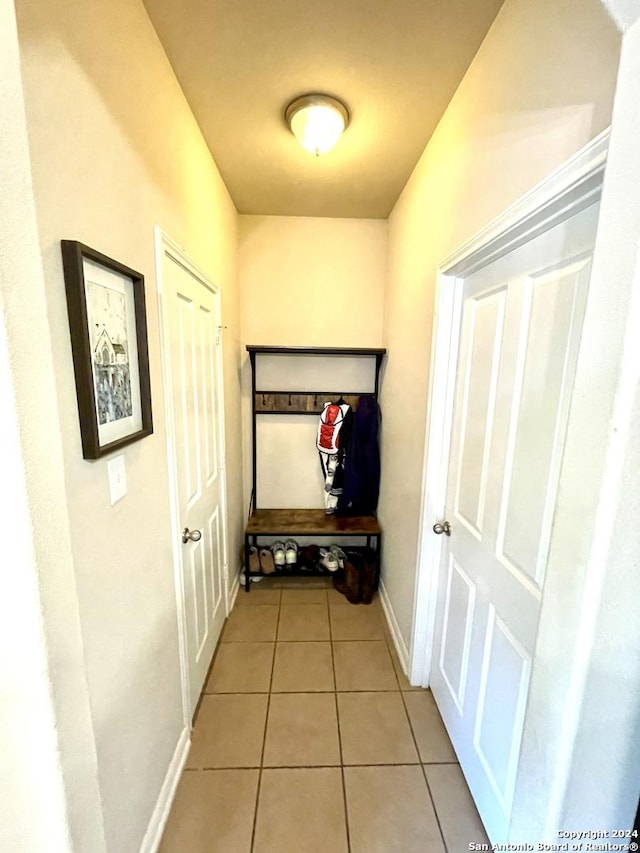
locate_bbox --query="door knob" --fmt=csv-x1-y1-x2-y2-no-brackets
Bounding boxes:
182,527,202,544
433,521,451,536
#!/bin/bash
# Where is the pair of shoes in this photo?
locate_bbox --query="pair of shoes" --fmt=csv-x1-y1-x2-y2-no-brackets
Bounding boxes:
318,548,338,572
271,539,298,570
242,544,276,575
318,545,346,573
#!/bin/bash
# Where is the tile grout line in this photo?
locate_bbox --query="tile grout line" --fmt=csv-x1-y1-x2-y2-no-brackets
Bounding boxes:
184,761,432,773
421,764,450,853
223,637,393,644
391,636,450,853
191,620,229,723
249,598,281,852
187,761,426,771
328,589,352,853
207,687,411,694
400,690,450,853
382,635,429,772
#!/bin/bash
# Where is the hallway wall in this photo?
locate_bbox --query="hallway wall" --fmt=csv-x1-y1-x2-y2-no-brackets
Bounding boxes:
238,215,387,516
379,0,621,651
14,0,241,851
1,1,105,848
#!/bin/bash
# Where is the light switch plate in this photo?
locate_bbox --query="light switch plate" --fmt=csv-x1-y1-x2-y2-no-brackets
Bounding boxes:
107,455,127,505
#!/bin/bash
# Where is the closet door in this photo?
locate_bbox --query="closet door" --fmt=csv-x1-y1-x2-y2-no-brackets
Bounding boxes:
162,246,228,719
430,200,600,841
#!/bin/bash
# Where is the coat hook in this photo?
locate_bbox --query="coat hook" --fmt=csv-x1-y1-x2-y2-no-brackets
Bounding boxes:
314,395,318,408
288,393,292,406
262,393,267,406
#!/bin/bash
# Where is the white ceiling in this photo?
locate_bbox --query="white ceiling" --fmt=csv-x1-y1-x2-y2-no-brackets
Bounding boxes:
143,0,505,219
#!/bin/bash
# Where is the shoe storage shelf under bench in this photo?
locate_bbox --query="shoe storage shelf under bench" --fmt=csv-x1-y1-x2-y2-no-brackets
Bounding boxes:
244,509,382,585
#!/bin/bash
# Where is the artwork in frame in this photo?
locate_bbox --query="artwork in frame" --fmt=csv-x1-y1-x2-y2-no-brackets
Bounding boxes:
61,240,153,460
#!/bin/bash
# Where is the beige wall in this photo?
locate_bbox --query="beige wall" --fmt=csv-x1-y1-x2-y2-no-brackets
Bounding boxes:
238,215,387,515
239,216,387,346
14,0,240,850
379,0,621,646
1,1,105,848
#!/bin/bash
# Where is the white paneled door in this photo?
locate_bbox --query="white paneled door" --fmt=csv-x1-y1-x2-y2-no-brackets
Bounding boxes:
430,201,600,841
161,244,228,719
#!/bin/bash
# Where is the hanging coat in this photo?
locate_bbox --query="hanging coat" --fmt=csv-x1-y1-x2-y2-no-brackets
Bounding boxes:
337,395,381,516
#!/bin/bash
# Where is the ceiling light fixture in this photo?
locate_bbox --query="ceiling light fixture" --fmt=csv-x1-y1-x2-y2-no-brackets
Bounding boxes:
285,94,350,156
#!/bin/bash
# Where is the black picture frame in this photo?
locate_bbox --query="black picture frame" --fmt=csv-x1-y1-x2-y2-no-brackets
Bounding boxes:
61,240,153,460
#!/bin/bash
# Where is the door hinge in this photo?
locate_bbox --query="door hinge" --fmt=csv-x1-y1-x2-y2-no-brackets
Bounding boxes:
220,456,225,470
216,324,227,345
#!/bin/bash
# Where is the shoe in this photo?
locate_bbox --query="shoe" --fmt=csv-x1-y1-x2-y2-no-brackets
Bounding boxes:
240,544,261,574
319,547,339,573
284,539,298,567
259,548,276,574
271,541,286,569
332,555,361,604
360,547,379,604
329,545,347,569
298,545,320,572
246,545,260,574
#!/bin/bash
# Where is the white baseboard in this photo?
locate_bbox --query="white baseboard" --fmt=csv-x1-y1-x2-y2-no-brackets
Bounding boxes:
139,726,190,853
379,579,411,676
228,569,240,613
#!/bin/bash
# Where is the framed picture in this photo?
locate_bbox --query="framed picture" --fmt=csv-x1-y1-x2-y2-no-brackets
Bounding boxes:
61,241,153,459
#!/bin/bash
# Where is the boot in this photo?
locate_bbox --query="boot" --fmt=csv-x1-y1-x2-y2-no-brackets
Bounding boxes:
360,548,378,605
332,557,361,604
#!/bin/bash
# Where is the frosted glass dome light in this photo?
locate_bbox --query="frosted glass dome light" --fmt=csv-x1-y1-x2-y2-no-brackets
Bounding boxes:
285,94,350,156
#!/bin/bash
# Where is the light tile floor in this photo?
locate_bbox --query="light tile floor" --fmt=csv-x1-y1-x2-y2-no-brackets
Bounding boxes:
160,580,489,852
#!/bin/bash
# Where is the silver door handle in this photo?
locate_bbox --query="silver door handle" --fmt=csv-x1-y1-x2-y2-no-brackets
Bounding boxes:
433,521,451,536
182,527,202,544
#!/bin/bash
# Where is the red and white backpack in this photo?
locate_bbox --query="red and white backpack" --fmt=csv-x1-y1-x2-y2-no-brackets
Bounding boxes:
317,402,351,454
